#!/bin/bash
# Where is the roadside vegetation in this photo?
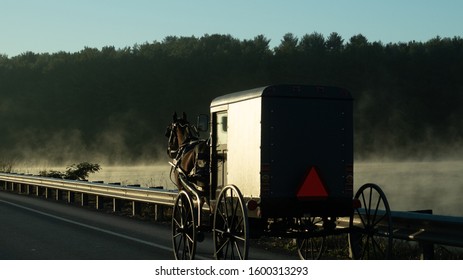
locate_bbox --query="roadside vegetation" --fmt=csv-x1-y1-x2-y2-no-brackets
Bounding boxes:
38,162,101,180
0,159,15,173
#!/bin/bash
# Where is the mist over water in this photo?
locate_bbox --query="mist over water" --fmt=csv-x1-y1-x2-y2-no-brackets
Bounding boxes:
11,158,462,216
87,164,176,190
355,160,463,216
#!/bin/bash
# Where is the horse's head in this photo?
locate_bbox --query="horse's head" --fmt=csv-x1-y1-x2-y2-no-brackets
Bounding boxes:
165,112,199,158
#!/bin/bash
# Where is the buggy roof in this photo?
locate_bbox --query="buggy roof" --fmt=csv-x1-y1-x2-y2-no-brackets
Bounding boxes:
211,84,352,108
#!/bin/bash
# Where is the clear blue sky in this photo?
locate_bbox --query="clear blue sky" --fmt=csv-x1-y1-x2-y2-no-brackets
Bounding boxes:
1,0,462,57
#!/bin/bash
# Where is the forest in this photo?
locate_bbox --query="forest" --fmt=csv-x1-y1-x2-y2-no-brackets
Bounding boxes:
0,32,462,165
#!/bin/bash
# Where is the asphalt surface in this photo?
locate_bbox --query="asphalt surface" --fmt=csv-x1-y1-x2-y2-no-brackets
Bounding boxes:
0,191,296,260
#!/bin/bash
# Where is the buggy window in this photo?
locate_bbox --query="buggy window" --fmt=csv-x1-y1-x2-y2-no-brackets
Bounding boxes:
216,112,228,146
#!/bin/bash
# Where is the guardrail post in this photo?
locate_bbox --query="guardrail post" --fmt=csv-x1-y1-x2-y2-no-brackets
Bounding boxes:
81,193,89,206
132,201,141,216
154,204,165,221
67,191,75,203
96,195,103,210
55,189,61,201
45,187,50,199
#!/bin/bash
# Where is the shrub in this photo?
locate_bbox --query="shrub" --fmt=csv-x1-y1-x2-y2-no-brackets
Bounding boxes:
39,162,101,180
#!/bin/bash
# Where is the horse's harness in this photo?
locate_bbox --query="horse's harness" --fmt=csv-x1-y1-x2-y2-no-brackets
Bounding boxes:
166,120,200,159
166,120,209,191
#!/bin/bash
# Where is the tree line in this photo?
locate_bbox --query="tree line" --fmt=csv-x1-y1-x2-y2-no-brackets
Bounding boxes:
0,32,462,164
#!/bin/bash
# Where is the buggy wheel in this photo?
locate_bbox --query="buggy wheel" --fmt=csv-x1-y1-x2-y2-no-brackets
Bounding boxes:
172,190,196,260
213,185,249,259
349,183,392,259
296,217,325,260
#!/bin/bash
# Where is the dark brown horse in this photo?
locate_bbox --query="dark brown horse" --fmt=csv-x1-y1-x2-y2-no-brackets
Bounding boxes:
165,112,209,193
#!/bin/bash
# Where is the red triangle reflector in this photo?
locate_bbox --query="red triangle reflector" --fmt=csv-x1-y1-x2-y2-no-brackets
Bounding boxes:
297,167,328,199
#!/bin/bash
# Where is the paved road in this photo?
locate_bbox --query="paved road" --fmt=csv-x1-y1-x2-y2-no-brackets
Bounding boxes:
0,191,296,260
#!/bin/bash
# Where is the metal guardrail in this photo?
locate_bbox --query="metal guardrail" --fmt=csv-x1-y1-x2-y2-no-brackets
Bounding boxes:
0,172,177,219
338,208,463,259
389,210,463,248
1,172,463,258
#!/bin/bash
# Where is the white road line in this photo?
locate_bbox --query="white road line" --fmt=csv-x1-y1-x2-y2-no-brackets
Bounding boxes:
0,198,210,260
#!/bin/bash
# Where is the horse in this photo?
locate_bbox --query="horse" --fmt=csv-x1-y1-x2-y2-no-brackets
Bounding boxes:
165,112,210,193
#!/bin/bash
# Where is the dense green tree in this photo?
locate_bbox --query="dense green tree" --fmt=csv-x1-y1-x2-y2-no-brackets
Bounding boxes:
326,32,344,52
0,33,462,163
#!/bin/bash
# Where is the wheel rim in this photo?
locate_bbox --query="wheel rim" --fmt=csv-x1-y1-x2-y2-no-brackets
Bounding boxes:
172,191,196,260
349,183,392,259
213,185,249,259
296,217,325,260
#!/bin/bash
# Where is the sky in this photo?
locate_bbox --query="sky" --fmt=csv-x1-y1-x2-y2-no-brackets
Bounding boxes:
1,0,462,57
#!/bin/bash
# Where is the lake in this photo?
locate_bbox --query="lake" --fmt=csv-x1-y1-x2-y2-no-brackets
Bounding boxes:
355,161,463,216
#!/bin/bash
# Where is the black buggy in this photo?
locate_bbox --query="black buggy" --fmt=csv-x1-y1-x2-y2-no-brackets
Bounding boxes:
166,85,392,260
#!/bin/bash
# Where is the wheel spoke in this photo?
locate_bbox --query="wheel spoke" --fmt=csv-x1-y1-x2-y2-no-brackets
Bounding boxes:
172,216,181,228
371,195,382,224
186,232,194,244
360,192,369,226
217,238,230,252
174,234,183,251
355,207,368,229
368,186,373,222
233,241,243,259
173,231,182,239
372,213,387,228
232,235,246,242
